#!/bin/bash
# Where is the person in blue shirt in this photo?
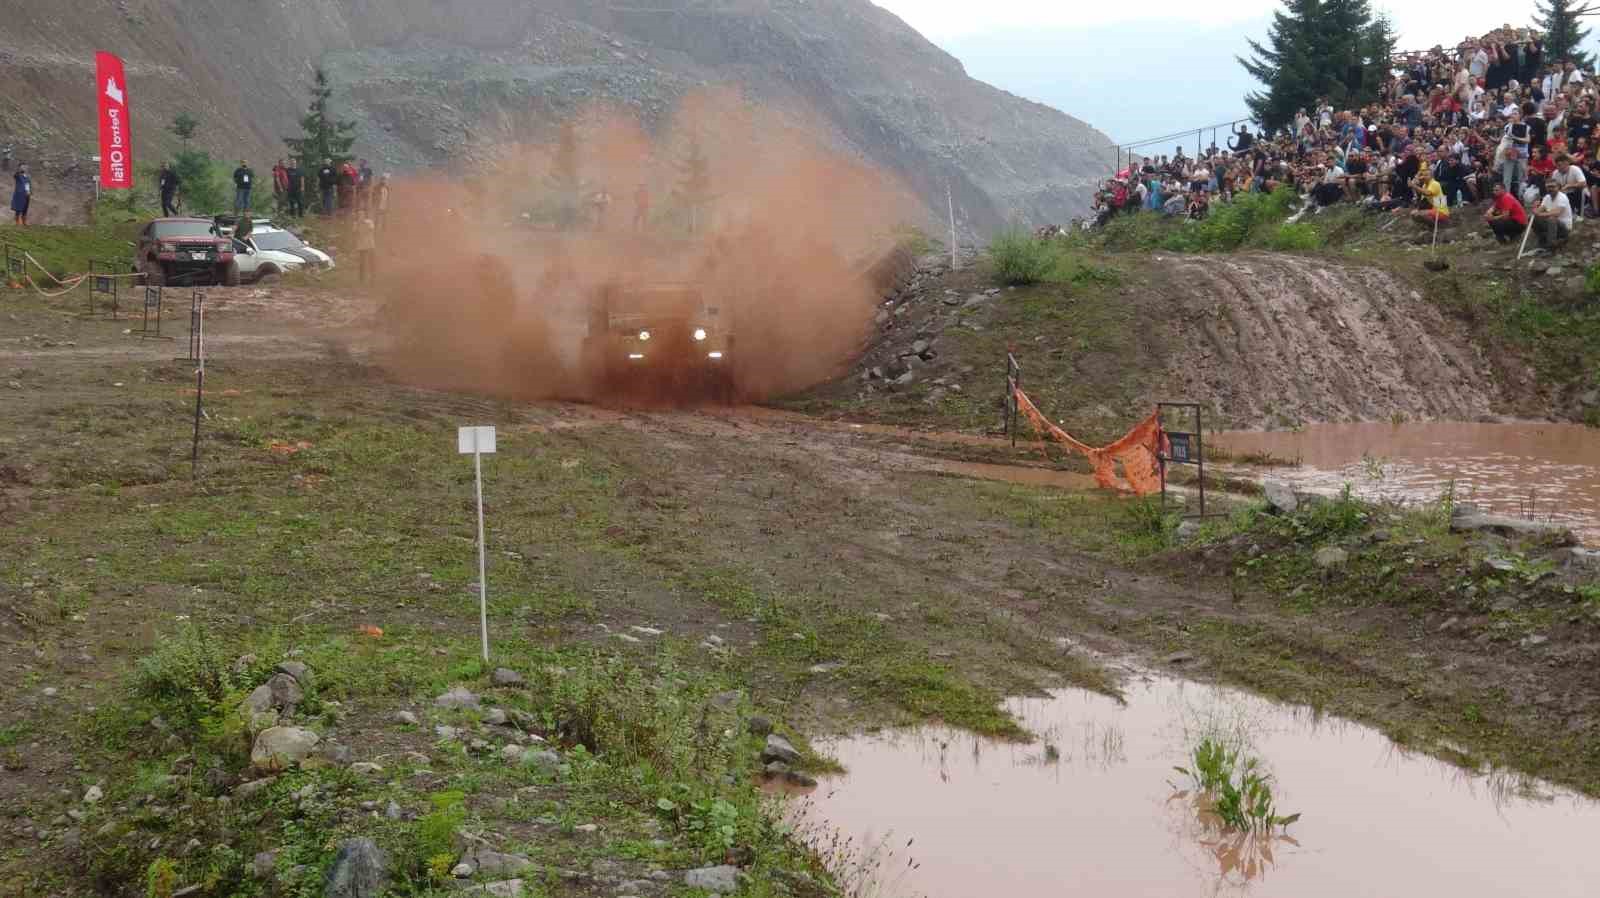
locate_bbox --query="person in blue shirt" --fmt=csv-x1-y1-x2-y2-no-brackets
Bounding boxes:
10,164,30,226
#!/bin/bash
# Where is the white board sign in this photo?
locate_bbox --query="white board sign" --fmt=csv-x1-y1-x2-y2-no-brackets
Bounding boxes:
457,425,497,455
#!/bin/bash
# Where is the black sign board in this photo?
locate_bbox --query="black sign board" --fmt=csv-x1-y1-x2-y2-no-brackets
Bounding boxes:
1167,431,1194,464
94,275,112,294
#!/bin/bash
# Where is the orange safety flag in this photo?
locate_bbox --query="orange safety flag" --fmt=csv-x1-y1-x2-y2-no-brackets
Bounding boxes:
1013,386,1167,495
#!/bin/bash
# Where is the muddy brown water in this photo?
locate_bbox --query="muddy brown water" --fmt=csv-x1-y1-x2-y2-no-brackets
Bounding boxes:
789,674,1600,897
1212,422,1600,541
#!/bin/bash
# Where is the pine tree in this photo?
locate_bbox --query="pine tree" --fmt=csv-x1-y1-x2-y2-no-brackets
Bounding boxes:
169,112,199,149
1536,0,1595,69
671,134,713,234
548,122,582,228
283,68,357,172
1239,0,1385,132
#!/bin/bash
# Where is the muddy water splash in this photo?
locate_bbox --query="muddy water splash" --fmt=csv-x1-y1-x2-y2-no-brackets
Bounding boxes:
373,89,917,404
792,674,1600,897
1214,422,1600,541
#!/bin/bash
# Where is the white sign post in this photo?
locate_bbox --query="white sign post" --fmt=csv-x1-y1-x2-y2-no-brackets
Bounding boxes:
457,425,497,661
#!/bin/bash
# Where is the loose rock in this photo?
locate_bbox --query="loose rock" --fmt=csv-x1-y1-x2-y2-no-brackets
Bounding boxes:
323,838,388,898
1313,546,1349,569
435,686,481,709
760,734,802,765
250,727,320,773
490,668,524,687
683,866,741,894
1262,480,1298,514
747,715,773,737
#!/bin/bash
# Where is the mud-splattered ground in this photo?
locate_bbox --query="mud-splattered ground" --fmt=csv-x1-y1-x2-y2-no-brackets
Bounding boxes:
2,283,1597,894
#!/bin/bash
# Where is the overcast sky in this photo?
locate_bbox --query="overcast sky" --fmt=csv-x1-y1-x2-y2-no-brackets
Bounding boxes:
872,0,1593,143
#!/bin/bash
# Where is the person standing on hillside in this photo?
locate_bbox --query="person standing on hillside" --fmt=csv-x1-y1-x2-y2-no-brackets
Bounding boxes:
374,173,391,234
284,160,304,217
159,163,182,216
10,163,30,226
338,159,358,215
354,213,376,285
633,183,650,231
232,160,255,215
272,159,289,210
317,159,337,216
356,158,373,210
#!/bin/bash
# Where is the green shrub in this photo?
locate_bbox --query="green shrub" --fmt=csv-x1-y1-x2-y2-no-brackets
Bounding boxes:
133,623,241,724
1265,220,1321,251
1585,263,1600,297
987,228,1122,287
988,228,1059,285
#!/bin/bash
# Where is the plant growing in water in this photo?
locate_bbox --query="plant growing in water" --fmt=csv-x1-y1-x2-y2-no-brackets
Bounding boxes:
1174,738,1300,833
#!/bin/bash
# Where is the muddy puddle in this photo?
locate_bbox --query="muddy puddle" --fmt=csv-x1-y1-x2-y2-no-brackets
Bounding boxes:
787,674,1600,897
1212,422,1600,541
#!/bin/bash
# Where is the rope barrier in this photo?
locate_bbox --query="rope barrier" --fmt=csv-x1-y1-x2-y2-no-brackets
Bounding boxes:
23,273,89,298
6,249,145,297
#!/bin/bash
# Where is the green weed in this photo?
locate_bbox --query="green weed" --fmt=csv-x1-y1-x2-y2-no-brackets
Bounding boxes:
1175,738,1300,833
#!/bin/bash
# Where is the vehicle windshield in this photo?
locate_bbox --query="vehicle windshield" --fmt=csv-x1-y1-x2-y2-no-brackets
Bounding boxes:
610,286,702,319
252,230,305,251
151,221,217,239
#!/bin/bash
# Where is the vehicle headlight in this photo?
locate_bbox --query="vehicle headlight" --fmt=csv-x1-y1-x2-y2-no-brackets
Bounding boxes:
638,329,651,341
693,328,707,342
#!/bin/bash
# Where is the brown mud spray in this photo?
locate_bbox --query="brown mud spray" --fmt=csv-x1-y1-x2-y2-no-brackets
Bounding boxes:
372,90,920,404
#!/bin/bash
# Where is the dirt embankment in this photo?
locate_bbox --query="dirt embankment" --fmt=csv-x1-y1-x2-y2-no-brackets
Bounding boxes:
801,250,1530,433
1163,253,1509,428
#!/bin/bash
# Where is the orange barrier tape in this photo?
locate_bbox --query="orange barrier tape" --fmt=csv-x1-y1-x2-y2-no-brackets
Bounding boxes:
1013,386,1167,495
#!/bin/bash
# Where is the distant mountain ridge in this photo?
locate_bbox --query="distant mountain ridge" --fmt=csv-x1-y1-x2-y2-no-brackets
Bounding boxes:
0,0,1116,232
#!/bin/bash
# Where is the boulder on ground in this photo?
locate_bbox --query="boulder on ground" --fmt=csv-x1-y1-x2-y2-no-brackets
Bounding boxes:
683,865,741,894
250,727,320,773
323,838,388,898
760,734,802,765
1262,480,1298,514
435,686,481,709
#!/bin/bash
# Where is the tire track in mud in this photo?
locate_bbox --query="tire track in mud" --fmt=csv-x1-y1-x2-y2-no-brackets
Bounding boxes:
1162,253,1507,427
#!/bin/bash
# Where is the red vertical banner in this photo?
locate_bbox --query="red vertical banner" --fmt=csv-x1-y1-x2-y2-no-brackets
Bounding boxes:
96,51,132,189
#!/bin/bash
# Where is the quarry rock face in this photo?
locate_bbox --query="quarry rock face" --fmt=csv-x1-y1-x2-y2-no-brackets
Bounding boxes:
0,0,1113,231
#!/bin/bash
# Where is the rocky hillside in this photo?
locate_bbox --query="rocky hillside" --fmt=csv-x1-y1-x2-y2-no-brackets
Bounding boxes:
0,0,1115,231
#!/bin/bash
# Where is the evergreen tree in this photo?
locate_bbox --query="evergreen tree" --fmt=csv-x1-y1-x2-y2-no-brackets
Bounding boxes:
1239,0,1385,132
671,134,713,234
283,68,357,171
1536,0,1594,69
169,112,199,149
548,122,582,228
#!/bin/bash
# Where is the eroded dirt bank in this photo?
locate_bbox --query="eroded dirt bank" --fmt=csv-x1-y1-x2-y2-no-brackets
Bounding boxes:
796,250,1541,434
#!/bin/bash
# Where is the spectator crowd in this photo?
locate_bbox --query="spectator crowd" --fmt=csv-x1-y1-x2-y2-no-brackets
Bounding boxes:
1090,26,1600,254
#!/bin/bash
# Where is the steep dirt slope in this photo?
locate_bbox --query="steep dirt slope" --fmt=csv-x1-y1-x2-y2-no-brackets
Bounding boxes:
792,251,1523,433
0,0,1114,229
1164,253,1507,427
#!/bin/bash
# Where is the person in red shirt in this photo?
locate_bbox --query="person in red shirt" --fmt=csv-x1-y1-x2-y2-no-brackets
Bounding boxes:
1484,182,1528,243
1528,145,1557,191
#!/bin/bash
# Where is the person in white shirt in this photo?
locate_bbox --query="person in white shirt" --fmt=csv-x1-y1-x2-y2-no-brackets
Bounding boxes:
1533,180,1574,250
1470,44,1490,81
1557,154,1588,216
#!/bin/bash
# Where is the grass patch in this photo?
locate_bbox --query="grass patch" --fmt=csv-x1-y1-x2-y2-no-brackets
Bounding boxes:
987,228,1120,287
0,210,144,281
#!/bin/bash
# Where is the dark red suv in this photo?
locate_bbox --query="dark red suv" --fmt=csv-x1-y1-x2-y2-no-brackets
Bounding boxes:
133,217,240,287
